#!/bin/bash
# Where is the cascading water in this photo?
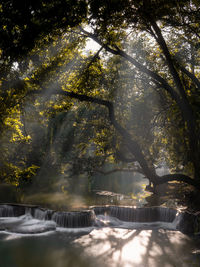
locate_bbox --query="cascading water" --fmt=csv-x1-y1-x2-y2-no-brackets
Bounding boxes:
33,208,53,220
0,204,199,235
93,206,177,222
0,205,15,217
52,210,95,228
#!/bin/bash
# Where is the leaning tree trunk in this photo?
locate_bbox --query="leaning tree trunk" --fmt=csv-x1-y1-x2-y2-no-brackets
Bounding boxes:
49,88,200,190
80,26,200,182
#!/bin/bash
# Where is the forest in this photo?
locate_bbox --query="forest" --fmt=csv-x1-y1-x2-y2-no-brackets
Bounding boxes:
0,0,200,204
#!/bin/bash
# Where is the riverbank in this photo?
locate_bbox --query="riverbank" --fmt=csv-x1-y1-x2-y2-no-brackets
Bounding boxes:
145,181,200,213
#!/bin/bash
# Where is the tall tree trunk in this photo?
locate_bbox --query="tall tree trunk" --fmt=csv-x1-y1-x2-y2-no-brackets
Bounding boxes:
150,19,200,180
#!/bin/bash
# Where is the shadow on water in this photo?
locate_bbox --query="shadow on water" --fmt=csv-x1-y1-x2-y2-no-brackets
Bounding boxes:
74,228,200,267
0,195,200,267
1,227,199,267
0,204,200,267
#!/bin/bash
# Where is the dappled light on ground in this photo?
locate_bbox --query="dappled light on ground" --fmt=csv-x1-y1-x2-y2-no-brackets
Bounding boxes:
74,228,200,267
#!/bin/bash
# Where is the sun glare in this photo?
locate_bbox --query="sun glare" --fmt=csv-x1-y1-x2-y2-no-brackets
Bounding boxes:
75,228,151,266
85,38,101,52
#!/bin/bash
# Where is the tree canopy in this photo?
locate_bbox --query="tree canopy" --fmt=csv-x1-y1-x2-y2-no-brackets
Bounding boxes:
0,0,200,192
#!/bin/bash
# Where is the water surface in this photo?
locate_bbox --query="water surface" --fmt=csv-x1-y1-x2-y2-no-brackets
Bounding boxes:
0,228,200,267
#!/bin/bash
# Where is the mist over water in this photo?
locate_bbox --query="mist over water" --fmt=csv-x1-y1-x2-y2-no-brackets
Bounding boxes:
1,20,200,267
0,204,200,267
0,226,200,267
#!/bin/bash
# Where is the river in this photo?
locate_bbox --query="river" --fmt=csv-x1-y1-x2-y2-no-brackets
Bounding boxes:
0,204,200,267
0,228,200,267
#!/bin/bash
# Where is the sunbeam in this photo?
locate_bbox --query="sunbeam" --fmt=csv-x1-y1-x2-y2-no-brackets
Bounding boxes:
1,1,200,267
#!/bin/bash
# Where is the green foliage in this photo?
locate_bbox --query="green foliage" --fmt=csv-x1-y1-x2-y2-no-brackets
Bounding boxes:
0,0,87,63
0,0,200,192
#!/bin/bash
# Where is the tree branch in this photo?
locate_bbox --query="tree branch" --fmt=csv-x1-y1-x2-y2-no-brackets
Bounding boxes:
150,19,188,101
79,28,185,107
29,87,200,190
179,65,200,90
156,173,200,189
115,150,136,163
46,86,157,182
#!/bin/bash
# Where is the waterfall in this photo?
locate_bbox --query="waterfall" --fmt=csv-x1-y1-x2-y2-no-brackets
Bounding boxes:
0,205,15,217
93,206,177,223
52,210,95,228
25,207,32,215
33,208,53,220
0,204,198,234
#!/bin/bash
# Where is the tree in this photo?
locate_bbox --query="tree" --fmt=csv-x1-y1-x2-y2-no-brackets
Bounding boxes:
0,0,87,187
74,0,200,189
1,0,200,191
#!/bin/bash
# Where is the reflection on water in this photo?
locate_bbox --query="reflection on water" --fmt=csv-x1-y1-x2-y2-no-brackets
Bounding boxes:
0,231,93,267
21,189,151,211
0,228,200,267
20,173,150,211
